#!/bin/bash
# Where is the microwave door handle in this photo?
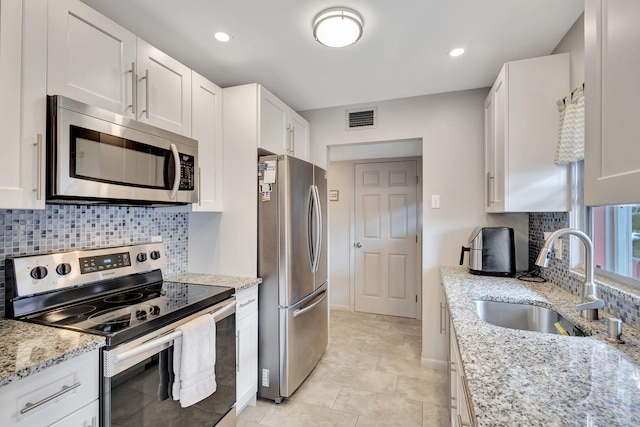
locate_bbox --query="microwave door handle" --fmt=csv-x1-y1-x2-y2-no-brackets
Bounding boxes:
169,143,180,200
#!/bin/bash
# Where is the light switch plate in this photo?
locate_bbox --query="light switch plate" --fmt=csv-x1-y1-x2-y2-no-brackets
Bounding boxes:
431,195,440,209
553,239,563,260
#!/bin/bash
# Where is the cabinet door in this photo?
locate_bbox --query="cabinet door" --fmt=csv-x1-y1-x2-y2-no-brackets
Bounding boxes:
0,350,98,427
47,0,136,116
47,400,98,427
289,110,310,161
236,310,258,414
0,0,47,209
192,72,223,212
259,87,288,155
136,38,192,136
585,0,640,205
484,66,507,212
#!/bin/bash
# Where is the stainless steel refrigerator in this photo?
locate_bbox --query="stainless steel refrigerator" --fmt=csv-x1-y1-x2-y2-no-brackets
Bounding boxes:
257,154,328,402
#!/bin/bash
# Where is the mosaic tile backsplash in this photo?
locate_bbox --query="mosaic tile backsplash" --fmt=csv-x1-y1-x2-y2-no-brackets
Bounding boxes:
0,205,189,318
529,212,640,329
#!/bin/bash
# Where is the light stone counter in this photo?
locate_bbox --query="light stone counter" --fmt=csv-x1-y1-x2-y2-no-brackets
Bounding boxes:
0,319,104,388
167,272,261,292
442,266,640,427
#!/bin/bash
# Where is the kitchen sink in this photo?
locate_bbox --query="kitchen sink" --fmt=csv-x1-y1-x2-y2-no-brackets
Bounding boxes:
472,300,587,336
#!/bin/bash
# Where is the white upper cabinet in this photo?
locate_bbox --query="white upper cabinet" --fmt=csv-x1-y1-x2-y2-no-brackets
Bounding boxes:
47,0,136,117
0,0,47,210
484,53,570,213
191,72,223,212
585,0,640,206
136,38,192,136
48,0,192,136
258,86,309,161
289,110,310,161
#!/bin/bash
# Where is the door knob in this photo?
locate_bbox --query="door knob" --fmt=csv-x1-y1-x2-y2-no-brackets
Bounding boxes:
354,242,362,248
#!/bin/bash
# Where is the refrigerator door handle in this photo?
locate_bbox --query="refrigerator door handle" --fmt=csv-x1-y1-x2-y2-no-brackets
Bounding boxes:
306,185,315,271
293,289,327,318
312,185,323,273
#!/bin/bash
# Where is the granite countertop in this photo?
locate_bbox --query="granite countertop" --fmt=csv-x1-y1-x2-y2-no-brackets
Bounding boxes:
442,266,640,427
167,272,261,292
0,319,105,388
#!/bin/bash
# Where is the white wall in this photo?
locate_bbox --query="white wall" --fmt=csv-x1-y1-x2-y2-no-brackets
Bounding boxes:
553,13,585,89
328,161,353,310
302,89,518,368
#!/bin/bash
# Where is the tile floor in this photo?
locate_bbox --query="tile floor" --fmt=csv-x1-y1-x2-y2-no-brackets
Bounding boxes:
237,309,449,427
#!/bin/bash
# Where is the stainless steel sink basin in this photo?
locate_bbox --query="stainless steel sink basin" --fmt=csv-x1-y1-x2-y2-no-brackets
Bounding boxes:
472,300,587,336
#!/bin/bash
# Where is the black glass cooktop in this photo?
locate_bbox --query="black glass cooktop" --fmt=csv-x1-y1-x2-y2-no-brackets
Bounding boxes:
25,280,234,346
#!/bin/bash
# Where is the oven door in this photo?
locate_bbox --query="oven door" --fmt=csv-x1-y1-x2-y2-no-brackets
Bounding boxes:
101,299,236,427
48,95,198,205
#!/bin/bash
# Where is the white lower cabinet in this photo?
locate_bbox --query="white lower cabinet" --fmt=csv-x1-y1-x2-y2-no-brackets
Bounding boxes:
236,285,258,414
47,400,98,427
0,349,99,427
449,309,475,427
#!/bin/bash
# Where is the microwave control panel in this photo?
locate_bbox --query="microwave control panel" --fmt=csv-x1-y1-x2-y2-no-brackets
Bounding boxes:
179,154,195,190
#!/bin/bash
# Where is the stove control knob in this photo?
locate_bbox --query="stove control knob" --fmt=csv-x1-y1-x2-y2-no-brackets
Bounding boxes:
56,263,72,276
135,309,147,321
149,305,160,316
136,252,147,263
150,250,161,260
30,266,48,280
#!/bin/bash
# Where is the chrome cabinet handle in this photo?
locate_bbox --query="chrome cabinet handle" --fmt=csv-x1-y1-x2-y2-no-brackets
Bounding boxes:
141,69,149,118
197,167,202,207
91,416,97,427
33,134,42,200
20,382,81,414
288,125,295,154
236,330,240,373
239,298,256,308
354,242,362,248
129,62,136,114
440,303,446,334
486,172,490,207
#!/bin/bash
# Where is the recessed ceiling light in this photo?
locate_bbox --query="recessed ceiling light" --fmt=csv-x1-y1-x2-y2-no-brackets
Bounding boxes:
215,32,231,42
449,48,465,57
313,7,363,48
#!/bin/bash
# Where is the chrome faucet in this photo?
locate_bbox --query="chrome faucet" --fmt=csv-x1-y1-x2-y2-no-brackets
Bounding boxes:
535,228,605,320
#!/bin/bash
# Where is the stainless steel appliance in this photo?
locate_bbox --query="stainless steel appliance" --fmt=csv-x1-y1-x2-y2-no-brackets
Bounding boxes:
257,155,328,402
459,226,516,277
5,243,236,427
47,95,199,205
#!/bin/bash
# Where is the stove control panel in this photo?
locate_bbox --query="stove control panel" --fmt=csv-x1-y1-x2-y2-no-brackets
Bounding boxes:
6,242,167,297
79,252,131,274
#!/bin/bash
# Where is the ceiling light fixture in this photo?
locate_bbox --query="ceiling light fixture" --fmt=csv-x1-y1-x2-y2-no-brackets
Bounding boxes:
449,48,465,57
313,7,363,48
215,32,231,42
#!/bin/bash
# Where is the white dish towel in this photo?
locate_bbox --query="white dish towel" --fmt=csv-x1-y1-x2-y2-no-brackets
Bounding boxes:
172,313,217,407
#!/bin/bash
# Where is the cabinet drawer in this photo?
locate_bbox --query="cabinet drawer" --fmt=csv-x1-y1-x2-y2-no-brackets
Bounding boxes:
48,399,98,427
236,286,258,320
0,349,99,427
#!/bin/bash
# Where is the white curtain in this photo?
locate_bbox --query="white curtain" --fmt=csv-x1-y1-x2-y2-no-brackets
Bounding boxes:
554,85,585,164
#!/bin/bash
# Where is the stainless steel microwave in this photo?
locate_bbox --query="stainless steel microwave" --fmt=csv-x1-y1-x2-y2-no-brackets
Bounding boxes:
46,95,198,205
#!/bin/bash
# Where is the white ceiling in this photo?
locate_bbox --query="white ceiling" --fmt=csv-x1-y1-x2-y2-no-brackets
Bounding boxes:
81,0,584,112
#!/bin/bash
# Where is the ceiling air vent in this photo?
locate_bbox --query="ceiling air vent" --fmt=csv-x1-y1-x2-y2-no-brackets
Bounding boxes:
346,107,377,130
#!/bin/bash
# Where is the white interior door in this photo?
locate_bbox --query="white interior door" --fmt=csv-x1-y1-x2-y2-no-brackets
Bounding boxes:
354,161,418,318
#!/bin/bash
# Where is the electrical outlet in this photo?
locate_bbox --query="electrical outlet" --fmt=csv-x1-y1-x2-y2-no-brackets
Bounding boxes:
431,195,440,209
553,239,563,260
262,368,269,387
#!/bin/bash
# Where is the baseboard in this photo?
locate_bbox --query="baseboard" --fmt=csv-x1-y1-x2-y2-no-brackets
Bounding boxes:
421,357,447,370
330,304,351,311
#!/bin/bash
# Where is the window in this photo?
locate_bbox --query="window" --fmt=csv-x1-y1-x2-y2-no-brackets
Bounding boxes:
591,204,640,284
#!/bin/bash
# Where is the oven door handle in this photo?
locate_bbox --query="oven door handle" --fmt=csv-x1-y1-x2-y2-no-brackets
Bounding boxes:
104,299,236,377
